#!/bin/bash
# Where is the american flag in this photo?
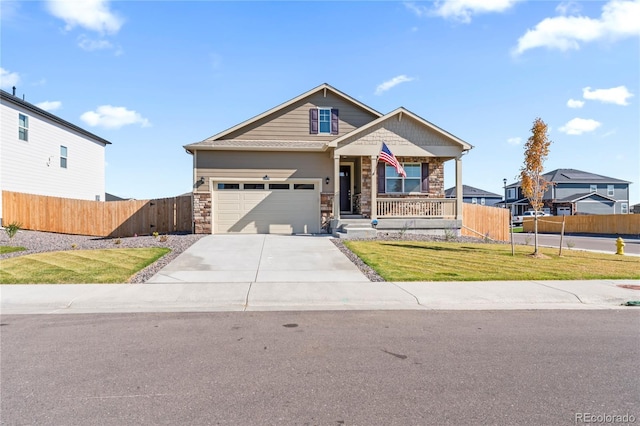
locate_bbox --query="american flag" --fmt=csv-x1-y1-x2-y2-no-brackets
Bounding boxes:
379,142,406,177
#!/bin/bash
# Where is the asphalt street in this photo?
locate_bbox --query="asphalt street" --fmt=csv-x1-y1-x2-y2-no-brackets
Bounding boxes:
511,233,640,255
1,310,638,425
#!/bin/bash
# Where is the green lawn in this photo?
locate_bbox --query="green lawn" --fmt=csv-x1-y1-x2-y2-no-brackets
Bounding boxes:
0,246,26,254
0,248,170,284
343,241,640,281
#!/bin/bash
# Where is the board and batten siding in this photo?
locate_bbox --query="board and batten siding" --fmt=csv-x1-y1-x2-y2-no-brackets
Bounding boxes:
220,92,378,141
553,183,629,201
195,151,334,193
0,100,106,220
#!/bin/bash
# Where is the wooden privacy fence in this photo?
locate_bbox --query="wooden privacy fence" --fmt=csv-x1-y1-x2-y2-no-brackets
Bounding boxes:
461,203,510,242
523,214,640,235
2,191,192,237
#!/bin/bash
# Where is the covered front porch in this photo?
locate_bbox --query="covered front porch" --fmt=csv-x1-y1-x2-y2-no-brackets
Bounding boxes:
324,108,471,235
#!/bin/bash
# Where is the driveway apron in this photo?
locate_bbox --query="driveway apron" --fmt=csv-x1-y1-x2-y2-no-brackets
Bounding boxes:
146,235,369,283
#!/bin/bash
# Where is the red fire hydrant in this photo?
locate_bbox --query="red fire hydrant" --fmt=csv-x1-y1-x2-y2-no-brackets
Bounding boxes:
616,237,625,255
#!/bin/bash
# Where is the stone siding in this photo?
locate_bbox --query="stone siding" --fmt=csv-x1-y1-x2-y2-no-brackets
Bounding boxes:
321,192,334,231
360,160,372,217
193,192,212,234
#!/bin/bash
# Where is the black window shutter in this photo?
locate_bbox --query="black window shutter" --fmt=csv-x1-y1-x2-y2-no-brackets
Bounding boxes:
330,108,339,135
309,109,318,134
421,163,429,193
377,162,386,194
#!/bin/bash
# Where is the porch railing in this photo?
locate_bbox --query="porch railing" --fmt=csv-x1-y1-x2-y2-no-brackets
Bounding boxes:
377,198,456,218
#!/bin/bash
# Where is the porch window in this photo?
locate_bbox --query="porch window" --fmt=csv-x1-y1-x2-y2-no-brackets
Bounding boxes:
385,163,421,193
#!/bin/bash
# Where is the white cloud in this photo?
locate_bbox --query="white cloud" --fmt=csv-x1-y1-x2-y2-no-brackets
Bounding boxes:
80,105,151,129
559,118,602,135
555,1,582,15
404,2,429,18
375,75,414,95
583,85,633,105
432,0,520,23
78,35,114,51
35,101,62,111
567,98,585,108
0,67,20,90
46,0,124,34
507,137,521,145
513,0,640,55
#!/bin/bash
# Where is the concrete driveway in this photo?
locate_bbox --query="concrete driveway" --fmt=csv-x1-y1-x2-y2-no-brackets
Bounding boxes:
146,235,369,283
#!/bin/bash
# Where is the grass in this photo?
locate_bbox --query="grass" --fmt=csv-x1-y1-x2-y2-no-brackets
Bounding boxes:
1,246,26,254
0,248,170,284
510,226,524,233
343,240,640,281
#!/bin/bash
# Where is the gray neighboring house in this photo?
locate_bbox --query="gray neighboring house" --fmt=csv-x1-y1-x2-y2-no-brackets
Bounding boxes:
445,185,502,206
503,168,631,216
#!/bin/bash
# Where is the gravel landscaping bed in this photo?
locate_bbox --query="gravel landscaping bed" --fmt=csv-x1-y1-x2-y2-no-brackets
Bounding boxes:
0,229,205,283
331,232,497,282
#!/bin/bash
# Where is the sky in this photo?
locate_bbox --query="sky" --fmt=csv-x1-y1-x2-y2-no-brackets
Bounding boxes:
1,0,639,205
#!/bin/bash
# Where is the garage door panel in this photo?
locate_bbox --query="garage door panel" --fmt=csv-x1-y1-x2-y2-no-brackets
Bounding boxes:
213,182,319,234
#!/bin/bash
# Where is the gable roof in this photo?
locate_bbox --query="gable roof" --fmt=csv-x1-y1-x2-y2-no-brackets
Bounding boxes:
0,89,112,146
555,192,618,203
201,83,382,143
543,168,631,184
328,107,472,150
507,168,631,187
445,185,501,198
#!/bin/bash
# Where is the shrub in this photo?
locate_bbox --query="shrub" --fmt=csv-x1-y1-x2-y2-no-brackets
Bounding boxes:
5,222,21,239
159,235,168,242
152,231,159,239
113,238,121,245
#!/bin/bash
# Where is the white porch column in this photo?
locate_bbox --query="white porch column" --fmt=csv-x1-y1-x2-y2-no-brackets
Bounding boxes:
455,156,463,221
371,156,377,220
333,155,340,219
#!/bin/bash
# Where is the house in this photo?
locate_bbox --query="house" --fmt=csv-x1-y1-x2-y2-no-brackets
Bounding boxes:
445,185,502,206
503,168,631,216
1,88,111,225
631,203,640,214
184,83,472,235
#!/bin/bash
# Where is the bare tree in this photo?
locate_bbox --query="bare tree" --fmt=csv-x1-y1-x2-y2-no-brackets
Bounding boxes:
520,118,552,255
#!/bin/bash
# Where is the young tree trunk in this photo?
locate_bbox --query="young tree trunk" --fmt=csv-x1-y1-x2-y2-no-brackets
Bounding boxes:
534,215,539,255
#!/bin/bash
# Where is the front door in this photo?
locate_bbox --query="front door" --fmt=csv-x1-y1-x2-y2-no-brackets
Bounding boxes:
339,164,351,213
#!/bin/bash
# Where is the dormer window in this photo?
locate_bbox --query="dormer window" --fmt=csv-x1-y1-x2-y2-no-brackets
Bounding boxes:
309,108,338,135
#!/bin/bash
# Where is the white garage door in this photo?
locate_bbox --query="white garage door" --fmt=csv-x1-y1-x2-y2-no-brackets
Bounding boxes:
213,181,320,234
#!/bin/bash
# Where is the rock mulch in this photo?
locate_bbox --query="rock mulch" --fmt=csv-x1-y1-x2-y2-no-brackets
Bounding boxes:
0,229,205,283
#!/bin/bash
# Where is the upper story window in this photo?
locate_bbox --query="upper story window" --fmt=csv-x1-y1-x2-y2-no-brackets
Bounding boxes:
621,203,628,214
19,113,29,141
590,184,597,192
309,108,338,135
607,185,614,196
507,188,516,199
386,163,421,193
471,197,477,204
60,146,68,168
481,198,486,205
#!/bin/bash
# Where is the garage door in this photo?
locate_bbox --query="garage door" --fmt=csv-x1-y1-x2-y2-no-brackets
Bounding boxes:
213,181,320,234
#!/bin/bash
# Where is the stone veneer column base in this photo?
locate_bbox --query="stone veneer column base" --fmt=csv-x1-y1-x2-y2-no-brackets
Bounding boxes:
193,192,212,234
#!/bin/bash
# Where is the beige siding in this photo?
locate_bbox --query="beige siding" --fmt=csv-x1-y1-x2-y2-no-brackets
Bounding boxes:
195,151,333,193
221,92,378,141
336,115,463,157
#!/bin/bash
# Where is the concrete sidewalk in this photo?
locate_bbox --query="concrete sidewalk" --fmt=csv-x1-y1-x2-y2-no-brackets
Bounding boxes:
1,279,639,314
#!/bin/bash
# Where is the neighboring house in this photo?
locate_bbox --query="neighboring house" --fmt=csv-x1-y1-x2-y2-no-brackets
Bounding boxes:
445,185,502,206
503,168,631,216
0,88,111,225
184,83,472,235
631,203,640,214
